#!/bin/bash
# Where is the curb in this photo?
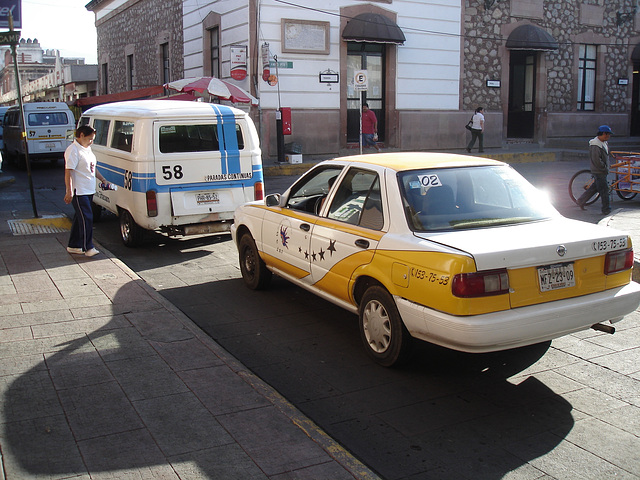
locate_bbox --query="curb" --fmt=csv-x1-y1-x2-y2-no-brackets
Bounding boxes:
0,175,15,188
262,149,565,177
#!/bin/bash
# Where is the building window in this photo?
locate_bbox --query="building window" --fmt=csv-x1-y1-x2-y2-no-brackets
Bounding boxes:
101,63,108,95
126,54,134,90
207,26,220,77
577,44,596,111
161,43,170,84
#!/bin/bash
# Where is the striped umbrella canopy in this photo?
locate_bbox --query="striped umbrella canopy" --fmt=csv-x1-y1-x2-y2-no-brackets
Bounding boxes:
164,77,259,105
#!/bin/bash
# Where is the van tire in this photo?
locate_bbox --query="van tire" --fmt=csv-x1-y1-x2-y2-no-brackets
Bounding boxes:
119,209,144,247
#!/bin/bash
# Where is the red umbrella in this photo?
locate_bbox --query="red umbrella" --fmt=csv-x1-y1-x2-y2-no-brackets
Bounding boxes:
164,77,259,105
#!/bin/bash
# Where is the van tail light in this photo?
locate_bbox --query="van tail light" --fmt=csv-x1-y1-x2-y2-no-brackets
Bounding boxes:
146,190,158,217
604,249,634,275
254,181,264,201
452,269,510,298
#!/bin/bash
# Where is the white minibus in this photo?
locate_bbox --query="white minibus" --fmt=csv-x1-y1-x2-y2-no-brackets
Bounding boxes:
79,100,263,246
2,102,75,166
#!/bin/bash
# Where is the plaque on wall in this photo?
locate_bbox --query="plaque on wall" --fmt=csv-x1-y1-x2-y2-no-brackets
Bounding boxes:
282,19,330,54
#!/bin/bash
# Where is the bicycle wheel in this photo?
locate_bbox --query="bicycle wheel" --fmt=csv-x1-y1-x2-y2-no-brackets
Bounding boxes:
616,187,637,200
569,170,599,205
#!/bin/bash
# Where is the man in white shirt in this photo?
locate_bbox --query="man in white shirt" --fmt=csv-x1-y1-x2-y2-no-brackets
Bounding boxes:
64,125,110,257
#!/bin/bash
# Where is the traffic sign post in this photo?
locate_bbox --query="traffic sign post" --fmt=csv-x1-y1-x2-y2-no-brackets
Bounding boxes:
354,71,368,154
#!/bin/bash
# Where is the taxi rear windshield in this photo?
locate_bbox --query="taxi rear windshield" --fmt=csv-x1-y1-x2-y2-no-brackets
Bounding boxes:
399,165,557,231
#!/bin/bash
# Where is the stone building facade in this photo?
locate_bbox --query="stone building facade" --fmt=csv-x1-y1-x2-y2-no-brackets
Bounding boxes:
86,0,183,95
462,0,640,143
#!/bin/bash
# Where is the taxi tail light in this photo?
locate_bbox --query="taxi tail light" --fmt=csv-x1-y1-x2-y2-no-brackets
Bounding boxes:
146,190,158,217
604,249,634,275
452,269,509,298
254,181,264,201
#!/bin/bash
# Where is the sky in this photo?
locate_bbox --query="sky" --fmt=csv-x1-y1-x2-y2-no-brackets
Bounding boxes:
19,0,98,64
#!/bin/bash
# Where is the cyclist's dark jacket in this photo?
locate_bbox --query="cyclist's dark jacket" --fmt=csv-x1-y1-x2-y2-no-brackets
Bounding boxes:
589,136,609,175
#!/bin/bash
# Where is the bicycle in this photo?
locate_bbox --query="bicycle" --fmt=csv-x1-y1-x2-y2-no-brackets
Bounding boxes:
568,151,639,206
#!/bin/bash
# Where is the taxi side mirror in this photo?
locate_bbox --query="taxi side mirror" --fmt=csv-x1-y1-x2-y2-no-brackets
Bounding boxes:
265,193,281,207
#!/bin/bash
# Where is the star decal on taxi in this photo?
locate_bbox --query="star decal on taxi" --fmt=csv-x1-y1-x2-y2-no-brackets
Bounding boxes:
279,226,290,248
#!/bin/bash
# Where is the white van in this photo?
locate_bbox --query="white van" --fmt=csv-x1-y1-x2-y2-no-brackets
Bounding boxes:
2,102,75,166
0,106,10,151
79,99,263,246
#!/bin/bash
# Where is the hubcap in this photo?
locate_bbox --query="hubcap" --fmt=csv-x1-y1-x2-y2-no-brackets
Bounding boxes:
243,248,255,278
363,300,391,353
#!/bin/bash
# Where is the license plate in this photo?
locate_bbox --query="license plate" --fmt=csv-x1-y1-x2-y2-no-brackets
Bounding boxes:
45,142,56,149
537,262,575,292
196,192,220,205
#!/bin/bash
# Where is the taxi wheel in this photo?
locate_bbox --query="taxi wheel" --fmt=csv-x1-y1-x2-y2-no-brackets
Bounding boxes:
239,233,272,290
359,286,411,367
119,209,144,247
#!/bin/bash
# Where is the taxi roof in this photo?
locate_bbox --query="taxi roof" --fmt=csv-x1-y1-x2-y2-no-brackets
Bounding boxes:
332,152,504,172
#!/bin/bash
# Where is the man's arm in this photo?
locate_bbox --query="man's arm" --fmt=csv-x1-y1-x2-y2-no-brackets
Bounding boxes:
64,169,73,204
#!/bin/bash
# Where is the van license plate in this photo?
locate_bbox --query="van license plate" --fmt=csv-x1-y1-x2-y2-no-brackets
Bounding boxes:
196,192,220,205
537,262,575,292
45,142,55,149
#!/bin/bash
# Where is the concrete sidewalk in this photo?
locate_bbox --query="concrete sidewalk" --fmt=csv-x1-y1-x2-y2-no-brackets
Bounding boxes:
0,192,380,478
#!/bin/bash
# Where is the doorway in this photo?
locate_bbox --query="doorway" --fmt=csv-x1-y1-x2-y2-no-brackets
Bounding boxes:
631,66,640,136
347,42,384,143
508,51,536,138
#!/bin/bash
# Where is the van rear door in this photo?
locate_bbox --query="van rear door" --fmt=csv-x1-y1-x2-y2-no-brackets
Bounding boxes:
153,107,253,218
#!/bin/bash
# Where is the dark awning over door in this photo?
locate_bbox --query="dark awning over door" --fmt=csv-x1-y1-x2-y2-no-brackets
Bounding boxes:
342,13,406,45
506,24,559,51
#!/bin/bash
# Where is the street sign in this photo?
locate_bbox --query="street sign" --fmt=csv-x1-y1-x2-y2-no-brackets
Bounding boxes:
0,30,20,45
354,70,368,91
0,0,21,29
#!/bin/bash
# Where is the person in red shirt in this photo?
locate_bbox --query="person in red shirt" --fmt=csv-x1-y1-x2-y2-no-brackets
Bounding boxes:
362,103,381,152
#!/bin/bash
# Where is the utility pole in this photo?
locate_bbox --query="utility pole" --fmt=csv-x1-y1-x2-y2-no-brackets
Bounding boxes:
7,13,37,217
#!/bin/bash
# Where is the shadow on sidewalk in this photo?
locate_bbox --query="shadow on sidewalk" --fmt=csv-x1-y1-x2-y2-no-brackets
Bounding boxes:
1,273,330,479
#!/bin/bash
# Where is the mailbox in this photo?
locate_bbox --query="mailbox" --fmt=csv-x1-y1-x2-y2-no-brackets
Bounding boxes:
280,107,292,135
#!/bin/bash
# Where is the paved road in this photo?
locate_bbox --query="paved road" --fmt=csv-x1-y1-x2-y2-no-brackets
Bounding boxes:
4,158,640,479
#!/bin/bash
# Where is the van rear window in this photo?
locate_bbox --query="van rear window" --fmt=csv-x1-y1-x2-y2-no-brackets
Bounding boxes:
28,112,69,126
159,124,220,153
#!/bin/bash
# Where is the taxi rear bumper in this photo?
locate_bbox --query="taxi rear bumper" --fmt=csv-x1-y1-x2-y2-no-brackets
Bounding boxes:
396,281,640,353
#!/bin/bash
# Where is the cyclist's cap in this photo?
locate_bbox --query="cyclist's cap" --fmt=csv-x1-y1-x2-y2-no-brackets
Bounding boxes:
599,125,613,134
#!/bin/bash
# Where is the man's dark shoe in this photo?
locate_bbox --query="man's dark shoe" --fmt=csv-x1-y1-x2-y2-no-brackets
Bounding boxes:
602,208,612,215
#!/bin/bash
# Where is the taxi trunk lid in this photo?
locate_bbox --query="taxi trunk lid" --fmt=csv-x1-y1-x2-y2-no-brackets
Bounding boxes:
417,218,632,307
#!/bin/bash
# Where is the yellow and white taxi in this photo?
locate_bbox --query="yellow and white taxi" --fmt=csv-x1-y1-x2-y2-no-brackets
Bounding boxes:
231,153,640,366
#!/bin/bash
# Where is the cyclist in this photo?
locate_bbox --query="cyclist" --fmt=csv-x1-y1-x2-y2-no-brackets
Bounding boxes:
577,125,613,215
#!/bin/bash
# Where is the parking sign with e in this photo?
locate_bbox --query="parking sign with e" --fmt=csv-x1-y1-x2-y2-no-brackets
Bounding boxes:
354,70,368,91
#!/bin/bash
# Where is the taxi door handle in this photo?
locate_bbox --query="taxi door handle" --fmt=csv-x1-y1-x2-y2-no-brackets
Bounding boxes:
300,223,311,232
355,239,369,249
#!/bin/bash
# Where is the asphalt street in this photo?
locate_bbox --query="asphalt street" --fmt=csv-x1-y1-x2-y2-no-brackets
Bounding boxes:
1,155,640,479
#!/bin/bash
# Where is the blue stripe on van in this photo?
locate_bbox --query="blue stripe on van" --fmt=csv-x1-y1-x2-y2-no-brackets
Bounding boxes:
210,104,241,175
97,161,261,194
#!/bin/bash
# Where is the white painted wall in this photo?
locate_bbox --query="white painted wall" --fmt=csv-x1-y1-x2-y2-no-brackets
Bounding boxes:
182,0,461,110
